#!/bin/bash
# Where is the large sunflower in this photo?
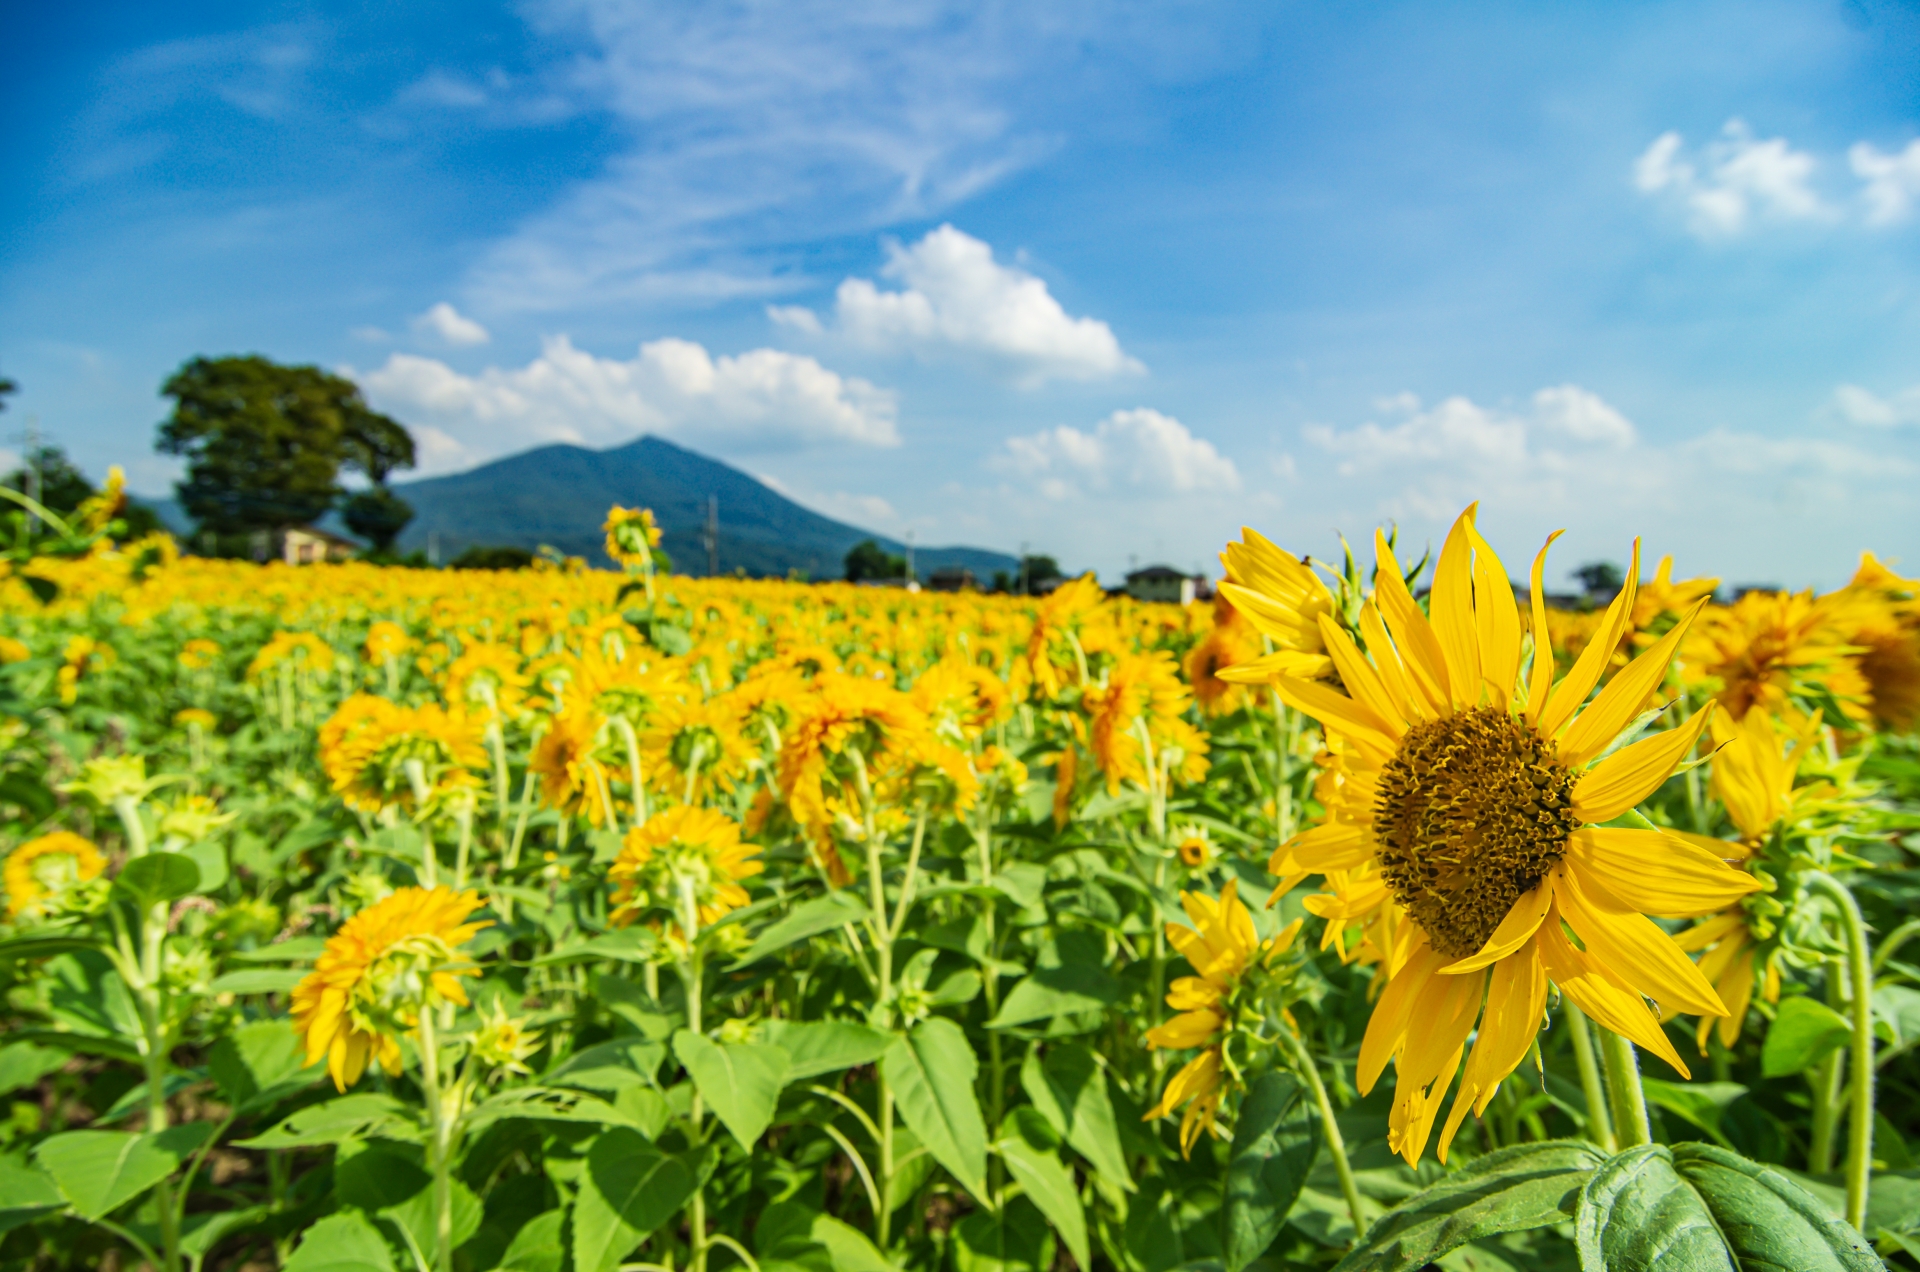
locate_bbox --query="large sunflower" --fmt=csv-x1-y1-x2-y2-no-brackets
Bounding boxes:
1256,507,1761,1164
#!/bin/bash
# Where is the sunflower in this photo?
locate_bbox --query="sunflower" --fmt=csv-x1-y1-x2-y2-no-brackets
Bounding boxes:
318,696,488,813
1214,528,1337,685
640,697,750,800
1257,506,1762,1164
1670,706,1825,1052
1175,826,1215,869
529,707,618,826
1082,650,1209,794
290,886,488,1091
604,505,662,569
610,805,762,934
1143,879,1303,1155
443,643,534,719
1683,589,1867,725
365,621,412,663
1827,553,1920,731
4,832,106,919
1184,593,1263,715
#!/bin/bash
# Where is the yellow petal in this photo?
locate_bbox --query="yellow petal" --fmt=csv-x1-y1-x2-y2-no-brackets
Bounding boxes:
1374,529,1452,713
1537,539,1641,740
1214,647,1336,685
1523,531,1566,721
1390,1044,1463,1167
1146,1009,1223,1050
1468,519,1522,708
1358,601,1429,723
1394,960,1485,1098
1357,938,1444,1093
1441,873,1555,974
1570,707,1714,823
1277,820,1373,871
1429,507,1482,709
1556,862,1728,1017
1535,913,1690,1078
1316,615,1408,737
1560,598,1709,766
1564,828,1762,919
1713,947,1756,1051
1438,946,1547,1160
1672,910,1746,952
1271,675,1398,758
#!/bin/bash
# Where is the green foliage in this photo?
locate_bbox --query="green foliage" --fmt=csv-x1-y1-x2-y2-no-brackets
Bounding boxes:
845,537,908,582
340,486,415,553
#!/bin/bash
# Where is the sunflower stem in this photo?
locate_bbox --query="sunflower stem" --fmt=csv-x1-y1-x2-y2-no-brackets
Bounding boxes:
415,1006,455,1272
1806,872,1874,1231
1280,1025,1367,1244
676,877,710,1272
1562,1001,1616,1153
614,715,648,827
1596,1027,1652,1148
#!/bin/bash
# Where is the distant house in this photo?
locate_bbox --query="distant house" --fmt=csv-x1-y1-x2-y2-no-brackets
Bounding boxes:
278,526,359,565
927,566,975,592
1126,565,1208,606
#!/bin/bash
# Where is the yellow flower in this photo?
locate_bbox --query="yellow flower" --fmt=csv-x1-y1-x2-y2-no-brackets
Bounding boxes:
1082,651,1208,794
472,1000,542,1077
247,631,338,680
444,643,533,718
290,886,488,1091
318,695,487,813
1175,826,1214,869
640,697,749,801
1267,506,1761,1164
604,505,662,568
174,707,216,730
365,621,412,663
157,794,236,844
1143,880,1302,1155
0,638,29,664
178,638,221,671
1184,593,1262,715
530,707,619,826
1683,590,1866,724
610,806,762,933
4,832,106,919
1213,528,1337,685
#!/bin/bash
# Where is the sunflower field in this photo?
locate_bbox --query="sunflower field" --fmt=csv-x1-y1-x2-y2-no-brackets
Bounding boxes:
0,488,1916,1272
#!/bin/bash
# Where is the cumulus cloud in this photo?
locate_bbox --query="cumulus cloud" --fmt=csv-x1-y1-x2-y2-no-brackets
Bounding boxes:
412,302,490,347
775,226,1141,386
1828,383,1920,429
1850,139,1920,226
996,408,1238,499
353,335,898,475
1634,120,1830,236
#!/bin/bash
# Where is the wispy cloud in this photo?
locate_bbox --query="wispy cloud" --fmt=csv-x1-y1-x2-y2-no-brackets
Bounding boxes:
1635,120,1920,237
995,408,1239,499
411,302,490,347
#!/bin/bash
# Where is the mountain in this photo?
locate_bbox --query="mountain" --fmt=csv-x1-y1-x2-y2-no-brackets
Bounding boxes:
371,435,1019,580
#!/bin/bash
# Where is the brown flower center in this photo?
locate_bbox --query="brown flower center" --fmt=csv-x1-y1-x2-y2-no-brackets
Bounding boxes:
1374,706,1582,958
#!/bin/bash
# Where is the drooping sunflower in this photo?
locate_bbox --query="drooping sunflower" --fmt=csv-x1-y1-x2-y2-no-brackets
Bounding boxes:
318,695,488,813
1214,528,1337,684
609,805,763,934
529,707,619,826
290,886,488,1090
1081,650,1209,794
1143,879,1303,1155
4,832,106,920
1256,506,1762,1164
1184,593,1263,715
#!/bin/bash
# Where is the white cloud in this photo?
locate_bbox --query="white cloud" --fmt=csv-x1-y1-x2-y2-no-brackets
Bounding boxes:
412,302,490,347
781,226,1141,386
1828,383,1920,429
996,408,1239,499
1634,120,1830,236
353,335,899,475
1850,140,1920,226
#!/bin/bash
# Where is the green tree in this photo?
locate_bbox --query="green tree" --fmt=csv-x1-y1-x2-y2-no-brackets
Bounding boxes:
155,356,415,535
844,538,906,582
341,486,415,554
2,443,160,536
1573,560,1624,596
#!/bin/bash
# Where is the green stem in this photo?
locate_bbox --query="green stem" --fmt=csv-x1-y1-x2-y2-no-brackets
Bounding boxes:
1597,1028,1652,1148
1810,958,1846,1175
614,716,648,827
677,879,709,1272
453,804,473,892
1807,872,1874,1230
1563,1002,1617,1154
1280,1026,1366,1244
1872,917,1920,975
415,1008,455,1272
137,898,181,1272
404,759,438,888
113,795,150,857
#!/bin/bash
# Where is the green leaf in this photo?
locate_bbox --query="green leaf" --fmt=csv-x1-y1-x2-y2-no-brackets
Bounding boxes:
545,1039,665,1093
1575,1143,1882,1272
180,1204,272,1259
21,576,57,605
1762,997,1854,1078
229,935,328,962
731,891,870,967
532,927,657,967
208,968,308,994
32,1125,208,1221
955,1197,1054,1272
761,1019,893,1081
757,1202,896,1272
1640,1080,1747,1148
282,1211,397,1272
0,771,56,819
237,1093,423,1148
988,964,1121,1029
498,1210,566,1272
1223,1071,1320,1272
883,1017,989,1203
1332,1139,1604,1272
572,1128,699,1272
0,1153,67,1236
0,1041,69,1095
182,838,228,891
671,1030,790,1149
206,1019,323,1112
114,851,201,905
342,1142,480,1267
997,1107,1089,1272
1020,1043,1131,1190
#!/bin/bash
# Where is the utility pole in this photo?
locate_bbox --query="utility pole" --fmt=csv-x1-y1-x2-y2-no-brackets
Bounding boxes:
428,531,440,567
705,495,719,577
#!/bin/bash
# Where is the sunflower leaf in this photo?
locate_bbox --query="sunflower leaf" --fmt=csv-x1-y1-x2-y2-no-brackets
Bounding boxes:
1763,997,1855,1078
1331,1138,1602,1272
1223,1070,1320,1272
883,1017,990,1203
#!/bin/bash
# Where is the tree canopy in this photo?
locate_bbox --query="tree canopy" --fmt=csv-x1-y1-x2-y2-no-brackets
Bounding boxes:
156,355,415,535
844,538,907,582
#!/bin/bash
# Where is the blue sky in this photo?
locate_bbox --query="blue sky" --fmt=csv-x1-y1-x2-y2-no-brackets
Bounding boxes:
4,0,1918,586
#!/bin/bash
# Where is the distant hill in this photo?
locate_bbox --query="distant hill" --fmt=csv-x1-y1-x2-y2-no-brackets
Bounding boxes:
135,436,1020,580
